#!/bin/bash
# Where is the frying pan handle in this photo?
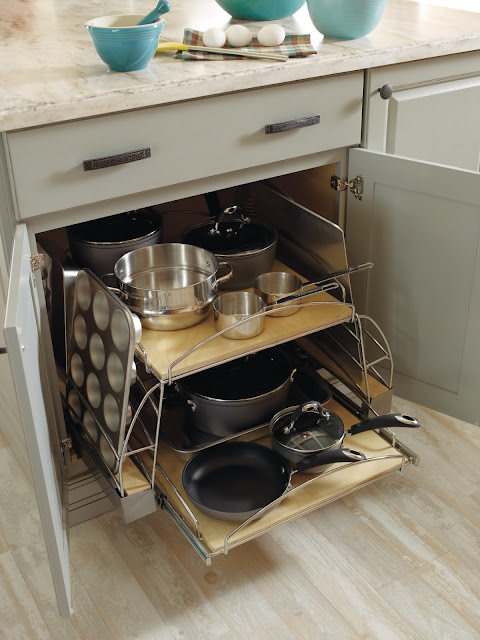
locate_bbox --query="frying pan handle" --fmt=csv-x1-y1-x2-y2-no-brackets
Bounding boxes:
349,413,421,435
295,448,366,472
283,400,329,435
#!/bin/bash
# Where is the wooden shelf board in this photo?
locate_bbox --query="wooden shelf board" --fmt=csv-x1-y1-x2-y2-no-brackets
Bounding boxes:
152,399,405,556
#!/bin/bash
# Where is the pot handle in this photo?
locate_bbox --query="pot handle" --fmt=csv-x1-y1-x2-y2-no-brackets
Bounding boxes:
282,400,330,435
295,448,366,473
214,261,234,287
269,281,339,309
349,413,421,435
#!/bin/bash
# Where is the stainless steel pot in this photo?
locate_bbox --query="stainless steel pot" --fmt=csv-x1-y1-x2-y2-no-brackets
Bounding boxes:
270,401,421,473
113,243,232,330
253,263,374,317
183,205,277,290
67,209,163,277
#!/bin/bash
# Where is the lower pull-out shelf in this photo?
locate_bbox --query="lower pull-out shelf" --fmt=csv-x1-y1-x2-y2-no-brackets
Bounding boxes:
144,398,416,562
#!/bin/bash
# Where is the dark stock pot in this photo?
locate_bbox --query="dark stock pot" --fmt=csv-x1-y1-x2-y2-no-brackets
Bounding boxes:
270,400,421,473
176,348,332,438
67,208,163,278
183,204,277,290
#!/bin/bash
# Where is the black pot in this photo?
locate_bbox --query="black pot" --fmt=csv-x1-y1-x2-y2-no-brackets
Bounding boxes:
176,348,332,438
68,208,163,278
182,205,277,290
176,348,293,438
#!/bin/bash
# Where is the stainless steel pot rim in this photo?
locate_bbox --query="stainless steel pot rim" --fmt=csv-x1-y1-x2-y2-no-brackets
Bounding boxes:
116,267,221,295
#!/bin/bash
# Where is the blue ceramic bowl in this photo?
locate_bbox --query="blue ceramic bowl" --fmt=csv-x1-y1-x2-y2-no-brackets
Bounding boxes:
85,15,165,72
306,0,387,39
213,0,306,20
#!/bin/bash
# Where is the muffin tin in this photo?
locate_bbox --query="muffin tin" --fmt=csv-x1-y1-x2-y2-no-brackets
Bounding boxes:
66,269,140,473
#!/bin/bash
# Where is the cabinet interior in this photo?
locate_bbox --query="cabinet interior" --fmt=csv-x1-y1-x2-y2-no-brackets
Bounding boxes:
36,164,417,562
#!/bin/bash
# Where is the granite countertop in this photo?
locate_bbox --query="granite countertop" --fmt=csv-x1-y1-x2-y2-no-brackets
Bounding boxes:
2,0,480,132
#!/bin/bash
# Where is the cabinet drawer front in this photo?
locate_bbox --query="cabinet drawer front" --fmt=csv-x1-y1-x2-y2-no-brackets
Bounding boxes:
6,73,362,219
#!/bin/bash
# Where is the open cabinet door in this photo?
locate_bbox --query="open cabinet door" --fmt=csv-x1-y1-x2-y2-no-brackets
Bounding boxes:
4,224,72,617
346,148,480,425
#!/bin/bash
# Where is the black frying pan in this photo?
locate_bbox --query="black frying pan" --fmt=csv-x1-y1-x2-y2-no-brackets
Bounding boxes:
182,440,365,522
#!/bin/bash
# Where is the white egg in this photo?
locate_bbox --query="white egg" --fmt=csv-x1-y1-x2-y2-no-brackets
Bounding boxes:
257,24,286,47
203,27,227,49
225,24,253,48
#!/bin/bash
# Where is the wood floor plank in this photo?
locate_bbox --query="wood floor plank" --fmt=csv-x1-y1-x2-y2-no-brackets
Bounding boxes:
380,555,480,640
0,527,7,554
149,510,300,640
390,398,480,498
99,510,233,640
418,552,480,633
70,517,175,640
0,552,52,640
340,483,448,570
0,448,114,640
230,534,361,640
304,499,415,589
270,517,423,639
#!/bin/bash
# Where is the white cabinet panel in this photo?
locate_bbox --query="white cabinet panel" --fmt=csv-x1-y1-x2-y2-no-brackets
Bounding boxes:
346,148,480,425
365,52,480,171
4,225,71,617
385,78,480,170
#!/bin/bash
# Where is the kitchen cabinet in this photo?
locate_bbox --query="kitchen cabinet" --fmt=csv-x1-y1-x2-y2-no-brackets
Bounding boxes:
2,32,480,620
346,52,480,425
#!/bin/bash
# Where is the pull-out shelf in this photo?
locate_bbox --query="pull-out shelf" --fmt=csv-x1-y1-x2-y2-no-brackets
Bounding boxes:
135,261,353,382
139,398,416,563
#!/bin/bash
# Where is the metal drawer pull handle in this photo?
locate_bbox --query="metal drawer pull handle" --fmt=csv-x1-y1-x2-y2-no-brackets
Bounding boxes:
378,84,393,100
83,147,151,171
265,115,320,135
0,347,6,354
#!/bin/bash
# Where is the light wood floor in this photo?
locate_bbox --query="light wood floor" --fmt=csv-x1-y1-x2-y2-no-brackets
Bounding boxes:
0,395,479,640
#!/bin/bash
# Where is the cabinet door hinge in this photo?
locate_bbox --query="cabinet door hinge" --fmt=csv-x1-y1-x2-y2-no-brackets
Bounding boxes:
330,175,364,200
30,253,45,271
61,436,73,466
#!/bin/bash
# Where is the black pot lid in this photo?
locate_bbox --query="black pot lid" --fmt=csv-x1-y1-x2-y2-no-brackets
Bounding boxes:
272,405,345,452
184,220,277,256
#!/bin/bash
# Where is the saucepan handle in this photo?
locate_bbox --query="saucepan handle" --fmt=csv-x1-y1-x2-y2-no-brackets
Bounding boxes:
269,281,339,309
349,413,421,435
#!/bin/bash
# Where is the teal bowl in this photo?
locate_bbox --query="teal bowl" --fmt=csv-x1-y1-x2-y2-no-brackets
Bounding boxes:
85,15,165,72
213,0,306,20
306,0,387,39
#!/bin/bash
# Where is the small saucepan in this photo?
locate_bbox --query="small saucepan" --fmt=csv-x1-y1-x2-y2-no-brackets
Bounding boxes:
253,262,374,317
270,400,421,474
214,281,340,339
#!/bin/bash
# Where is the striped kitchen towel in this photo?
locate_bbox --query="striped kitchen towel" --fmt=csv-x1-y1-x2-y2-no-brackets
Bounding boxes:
174,28,317,60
